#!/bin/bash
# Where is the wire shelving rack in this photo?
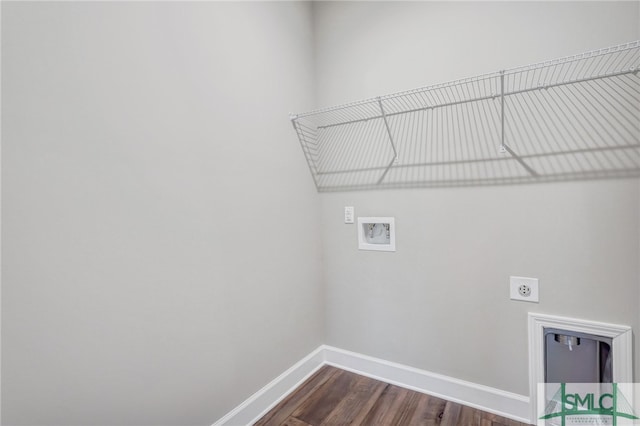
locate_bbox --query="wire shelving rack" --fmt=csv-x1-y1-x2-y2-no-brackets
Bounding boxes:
290,41,640,192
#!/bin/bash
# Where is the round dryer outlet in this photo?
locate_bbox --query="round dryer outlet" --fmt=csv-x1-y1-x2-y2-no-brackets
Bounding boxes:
518,284,532,297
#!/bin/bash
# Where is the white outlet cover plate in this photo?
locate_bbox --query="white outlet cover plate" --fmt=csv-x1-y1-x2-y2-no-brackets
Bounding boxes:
510,276,539,303
344,206,354,224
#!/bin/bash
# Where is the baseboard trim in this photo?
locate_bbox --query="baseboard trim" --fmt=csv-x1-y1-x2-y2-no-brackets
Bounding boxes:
323,346,530,424
212,345,531,425
212,346,326,426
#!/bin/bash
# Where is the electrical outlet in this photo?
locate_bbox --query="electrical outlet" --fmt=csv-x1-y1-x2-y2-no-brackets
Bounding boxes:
518,284,531,297
510,276,539,303
344,206,354,224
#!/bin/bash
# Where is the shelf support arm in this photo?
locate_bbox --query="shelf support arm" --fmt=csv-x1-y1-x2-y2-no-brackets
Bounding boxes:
499,71,539,177
377,97,399,184
500,71,506,153
501,144,540,177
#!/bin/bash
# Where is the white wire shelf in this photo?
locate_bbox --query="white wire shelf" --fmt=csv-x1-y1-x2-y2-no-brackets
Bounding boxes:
291,41,640,192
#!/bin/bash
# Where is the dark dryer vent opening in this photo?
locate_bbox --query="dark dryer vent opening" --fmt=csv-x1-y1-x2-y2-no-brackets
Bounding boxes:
544,328,612,383
554,333,580,349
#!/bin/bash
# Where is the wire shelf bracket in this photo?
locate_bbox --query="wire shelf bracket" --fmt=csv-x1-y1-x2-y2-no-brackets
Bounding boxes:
291,41,640,192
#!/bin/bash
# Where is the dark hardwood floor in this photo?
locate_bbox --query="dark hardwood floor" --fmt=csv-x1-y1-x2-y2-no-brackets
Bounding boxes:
254,366,530,426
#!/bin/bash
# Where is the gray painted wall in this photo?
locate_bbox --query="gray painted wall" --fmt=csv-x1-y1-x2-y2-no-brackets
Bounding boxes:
3,2,639,424
2,2,323,425
313,1,640,396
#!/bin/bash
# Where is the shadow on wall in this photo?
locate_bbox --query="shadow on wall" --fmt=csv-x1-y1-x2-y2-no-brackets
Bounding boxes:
292,41,640,192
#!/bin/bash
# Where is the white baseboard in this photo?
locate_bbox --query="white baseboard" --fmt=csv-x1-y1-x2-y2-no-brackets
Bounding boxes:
213,345,531,425
212,346,326,426
323,346,530,424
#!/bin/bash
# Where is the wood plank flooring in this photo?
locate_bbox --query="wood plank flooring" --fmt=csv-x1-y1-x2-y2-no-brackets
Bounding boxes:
254,366,530,426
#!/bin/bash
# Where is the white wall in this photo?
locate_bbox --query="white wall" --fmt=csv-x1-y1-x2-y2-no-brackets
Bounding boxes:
314,1,640,396
1,2,323,425
3,2,639,423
